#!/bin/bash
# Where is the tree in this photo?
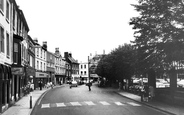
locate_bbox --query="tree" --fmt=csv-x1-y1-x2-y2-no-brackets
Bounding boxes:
129,0,184,74
96,44,135,85
129,0,184,92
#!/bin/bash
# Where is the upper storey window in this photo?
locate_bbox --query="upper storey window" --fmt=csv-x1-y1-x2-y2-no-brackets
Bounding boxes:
0,26,4,53
6,0,9,21
0,0,4,13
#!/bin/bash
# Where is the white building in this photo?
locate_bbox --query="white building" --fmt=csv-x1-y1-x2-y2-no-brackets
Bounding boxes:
34,39,48,88
54,48,66,84
79,62,89,81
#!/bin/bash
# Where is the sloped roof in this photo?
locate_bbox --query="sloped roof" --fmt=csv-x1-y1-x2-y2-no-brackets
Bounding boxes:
68,57,78,63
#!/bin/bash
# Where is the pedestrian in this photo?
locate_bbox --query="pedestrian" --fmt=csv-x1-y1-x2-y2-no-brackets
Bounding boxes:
88,81,92,91
118,82,122,90
143,84,149,102
149,86,155,100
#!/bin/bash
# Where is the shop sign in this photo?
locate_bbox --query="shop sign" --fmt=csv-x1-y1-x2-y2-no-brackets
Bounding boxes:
35,72,48,78
12,67,24,75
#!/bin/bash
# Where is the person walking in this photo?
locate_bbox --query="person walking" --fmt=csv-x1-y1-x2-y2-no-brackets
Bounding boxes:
143,84,149,102
88,81,92,91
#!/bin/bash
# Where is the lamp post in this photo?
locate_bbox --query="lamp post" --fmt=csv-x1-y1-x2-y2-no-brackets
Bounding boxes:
88,56,90,81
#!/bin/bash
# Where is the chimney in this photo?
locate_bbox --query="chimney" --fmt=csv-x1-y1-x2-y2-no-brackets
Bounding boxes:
55,47,59,53
42,41,47,50
64,52,68,59
103,50,105,54
69,53,72,57
33,38,38,44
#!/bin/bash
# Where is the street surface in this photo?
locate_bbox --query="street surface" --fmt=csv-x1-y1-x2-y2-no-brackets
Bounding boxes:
31,83,170,115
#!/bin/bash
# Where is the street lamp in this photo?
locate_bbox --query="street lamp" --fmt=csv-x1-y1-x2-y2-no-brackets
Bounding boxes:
88,56,90,81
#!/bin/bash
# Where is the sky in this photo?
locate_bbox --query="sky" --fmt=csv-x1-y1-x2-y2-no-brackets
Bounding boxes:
16,0,139,62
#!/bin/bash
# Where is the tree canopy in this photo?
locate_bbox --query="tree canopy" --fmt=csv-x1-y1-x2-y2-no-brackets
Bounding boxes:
96,44,135,81
129,0,184,73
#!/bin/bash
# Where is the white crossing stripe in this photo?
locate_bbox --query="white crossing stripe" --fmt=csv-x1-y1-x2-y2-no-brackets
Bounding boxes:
56,103,66,107
127,102,141,106
41,104,50,108
70,102,82,106
99,101,110,105
115,102,125,106
84,101,96,105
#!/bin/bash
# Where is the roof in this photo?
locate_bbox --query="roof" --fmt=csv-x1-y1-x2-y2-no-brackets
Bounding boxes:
68,57,78,63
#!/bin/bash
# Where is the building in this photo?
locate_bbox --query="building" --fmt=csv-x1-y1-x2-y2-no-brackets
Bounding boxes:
88,54,104,81
54,48,66,85
11,7,30,101
0,0,30,113
34,39,47,89
27,35,35,89
46,51,55,84
0,0,13,113
64,52,79,80
79,62,89,81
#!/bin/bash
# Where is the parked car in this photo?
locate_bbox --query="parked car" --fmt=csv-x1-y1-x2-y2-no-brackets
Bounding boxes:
177,79,184,88
70,81,78,88
67,80,71,84
156,79,170,88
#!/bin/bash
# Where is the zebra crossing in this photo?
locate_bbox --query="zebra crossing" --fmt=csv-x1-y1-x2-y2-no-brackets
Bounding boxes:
41,101,141,109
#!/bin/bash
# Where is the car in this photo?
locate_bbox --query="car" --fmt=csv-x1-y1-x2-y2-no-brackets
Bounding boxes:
67,80,72,84
156,79,170,88
70,81,78,88
177,79,184,88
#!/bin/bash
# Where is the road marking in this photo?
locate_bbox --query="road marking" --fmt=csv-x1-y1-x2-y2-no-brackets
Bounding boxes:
84,101,96,105
70,102,82,106
56,103,66,107
115,102,125,106
41,104,50,108
99,101,110,105
127,102,141,106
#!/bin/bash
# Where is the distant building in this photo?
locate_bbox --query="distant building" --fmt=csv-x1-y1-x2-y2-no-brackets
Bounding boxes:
46,51,55,84
64,52,79,80
27,35,36,88
54,48,66,84
79,62,89,81
34,39,47,88
88,54,105,81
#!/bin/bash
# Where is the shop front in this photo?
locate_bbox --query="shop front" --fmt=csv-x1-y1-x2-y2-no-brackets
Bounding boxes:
35,72,48,89
26,66,35,90
11,67,25,102
0,64,12,113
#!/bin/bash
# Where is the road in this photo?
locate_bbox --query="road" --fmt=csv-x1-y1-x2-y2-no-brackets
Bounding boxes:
31,83,170,115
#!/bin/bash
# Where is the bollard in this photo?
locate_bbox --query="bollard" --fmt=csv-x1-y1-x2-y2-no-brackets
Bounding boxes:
30,93,32,109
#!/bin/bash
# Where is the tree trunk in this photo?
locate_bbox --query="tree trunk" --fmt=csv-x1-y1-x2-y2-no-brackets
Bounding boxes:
148,69,156,88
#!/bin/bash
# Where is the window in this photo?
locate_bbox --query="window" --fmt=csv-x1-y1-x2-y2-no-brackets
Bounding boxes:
81,71,83,75
30,56,33,67
6,1,9,20
6,32,9,56
84,65,86,69
41,62,42,70
41,49,42,58
37,48,39,57
37,61,39,70
0,0,4,12
13,7,15,28
81,65,83,69
84,71,86,75
0,26,4,52
44,63,45,71
14,43,18,63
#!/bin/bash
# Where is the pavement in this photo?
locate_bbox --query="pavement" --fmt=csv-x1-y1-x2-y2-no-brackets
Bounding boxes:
1,84,184,115
116,91,184,115
1,87,52,115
